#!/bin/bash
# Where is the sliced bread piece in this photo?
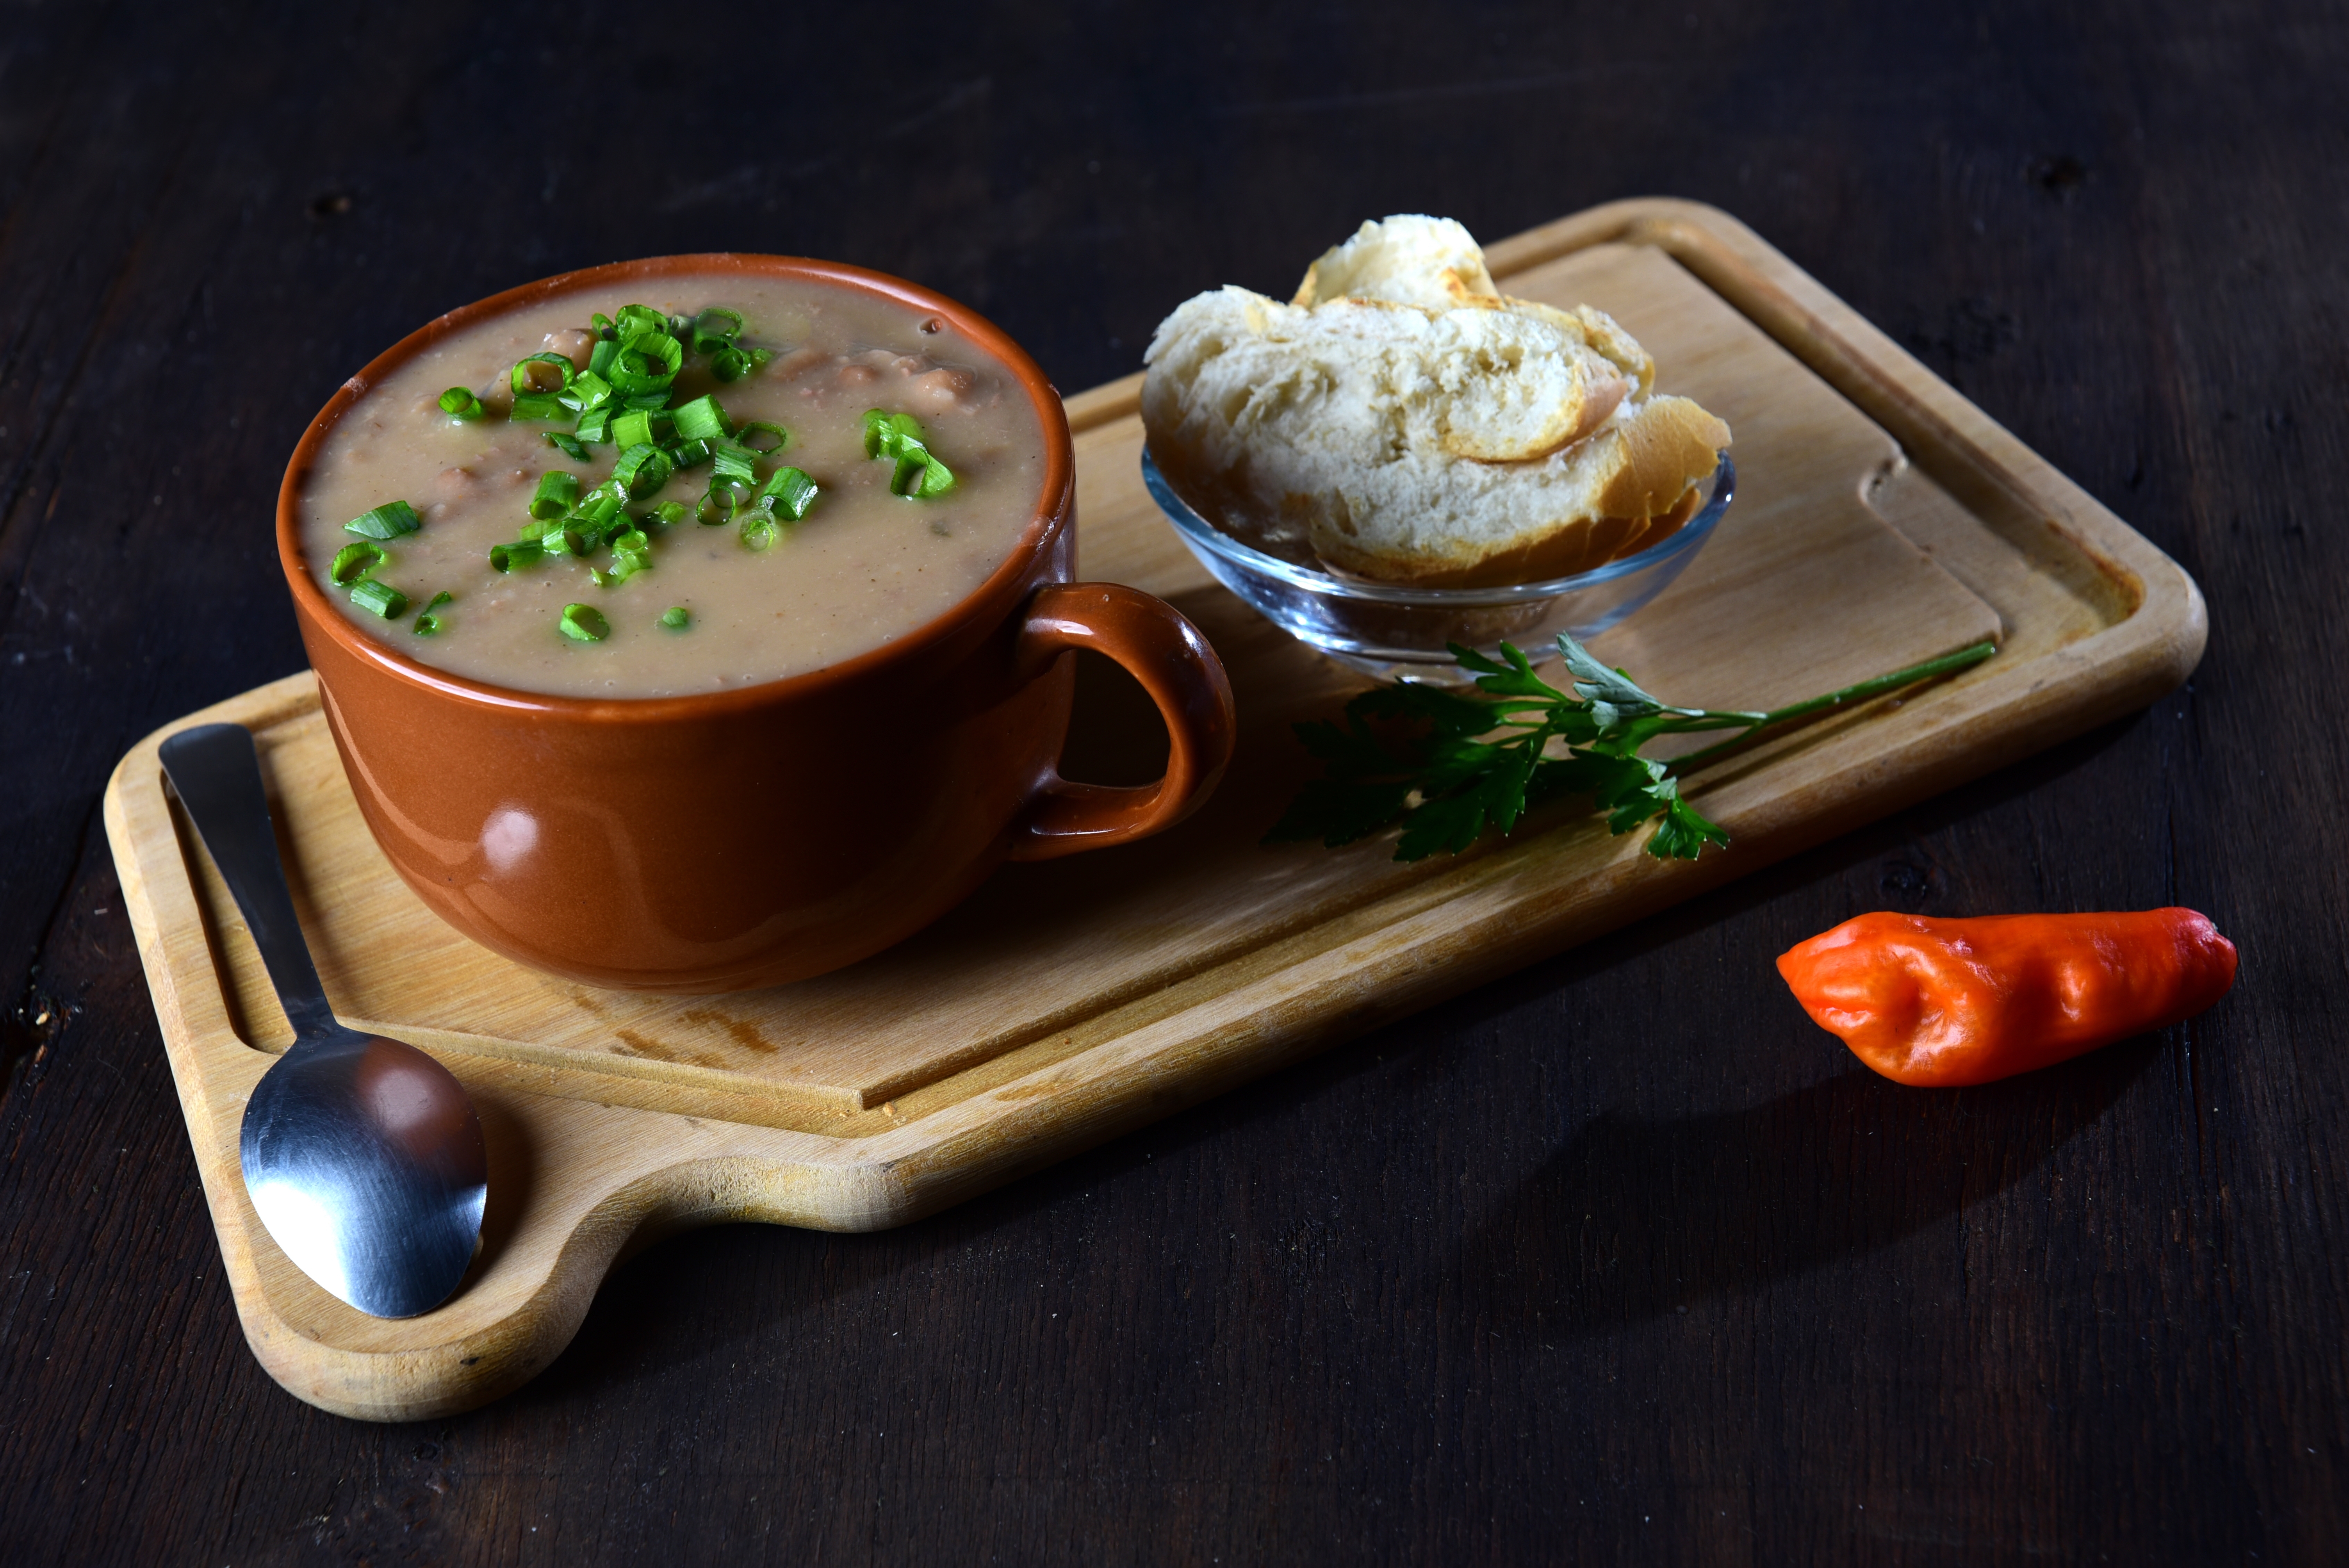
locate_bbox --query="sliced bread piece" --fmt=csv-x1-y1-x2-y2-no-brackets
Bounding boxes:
1291,217,1657,394
1303,397,1731,586
1506,299,1657,397
1431,305,1634,462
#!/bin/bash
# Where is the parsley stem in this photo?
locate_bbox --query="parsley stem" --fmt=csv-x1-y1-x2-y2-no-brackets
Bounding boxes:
1666,639,1998,775
1650,711,1770,733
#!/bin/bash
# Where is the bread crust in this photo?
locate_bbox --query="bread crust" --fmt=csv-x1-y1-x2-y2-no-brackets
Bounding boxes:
1589,397,1733,521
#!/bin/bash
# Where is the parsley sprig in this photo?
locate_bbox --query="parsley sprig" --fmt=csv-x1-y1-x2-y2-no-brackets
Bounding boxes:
1267,633,1998,862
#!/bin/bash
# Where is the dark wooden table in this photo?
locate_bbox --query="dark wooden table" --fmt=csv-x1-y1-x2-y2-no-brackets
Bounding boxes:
4,2,2342,1561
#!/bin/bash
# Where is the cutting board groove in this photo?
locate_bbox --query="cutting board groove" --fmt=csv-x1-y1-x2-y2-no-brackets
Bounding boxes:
105,200,2202,1420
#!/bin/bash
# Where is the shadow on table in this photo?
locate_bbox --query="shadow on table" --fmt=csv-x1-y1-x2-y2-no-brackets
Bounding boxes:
1457,1035,2160,1338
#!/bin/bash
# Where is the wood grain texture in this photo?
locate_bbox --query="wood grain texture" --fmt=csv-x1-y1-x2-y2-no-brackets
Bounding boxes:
4,0,2344,1561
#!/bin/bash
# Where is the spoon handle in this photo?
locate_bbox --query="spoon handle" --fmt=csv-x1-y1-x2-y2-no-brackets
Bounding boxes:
159,723,339,1043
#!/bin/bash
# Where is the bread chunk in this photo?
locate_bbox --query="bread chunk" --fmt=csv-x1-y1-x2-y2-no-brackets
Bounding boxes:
1292,215,1501,311
1144,216,1731,587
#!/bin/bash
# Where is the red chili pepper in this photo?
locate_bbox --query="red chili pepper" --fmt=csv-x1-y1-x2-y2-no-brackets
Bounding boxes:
1776,909,2238,1087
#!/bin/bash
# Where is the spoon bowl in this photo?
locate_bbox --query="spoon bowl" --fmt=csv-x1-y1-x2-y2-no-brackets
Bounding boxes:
160,723,487,1319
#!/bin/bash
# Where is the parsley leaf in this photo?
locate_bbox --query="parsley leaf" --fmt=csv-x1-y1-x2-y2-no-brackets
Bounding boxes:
1268,633,1998,863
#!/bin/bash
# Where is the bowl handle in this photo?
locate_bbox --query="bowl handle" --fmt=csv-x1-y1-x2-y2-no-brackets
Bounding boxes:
1005,582,1236,862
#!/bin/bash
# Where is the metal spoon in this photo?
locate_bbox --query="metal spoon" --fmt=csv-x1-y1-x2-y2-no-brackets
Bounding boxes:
159,722,487,1319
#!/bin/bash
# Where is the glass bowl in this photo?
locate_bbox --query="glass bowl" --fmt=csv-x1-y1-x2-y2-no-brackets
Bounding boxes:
1142,447,1734,684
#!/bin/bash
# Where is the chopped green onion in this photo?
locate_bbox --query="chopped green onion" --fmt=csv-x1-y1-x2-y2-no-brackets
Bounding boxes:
652,500,688,526
575,405,613,444
710,345,772,383
762,465,820,521
592,528,652,587
892,453,954,497
510,352,575,396
611,407,674,451
661,605,691,629
619,390,671,411
737,420,787,455
710,442,758,488
438,387,485,420
614,304,668,340
862,408,915,459
688,307,744,355
350,578,408,618
330,541,384,584
510,392,567,421
667,437,714,469
518,519,552,541
489,540,545,572
733,467,814,550
610,331,683,396
613,442,674,497
529,471,581,520
345,499,421,539
697,484,746,525
560,370,613,414
587,338,619,379
590,312,617,340
671,394,730,442
863,408,956,498
544,431,590,460
411,591,453,635
558,603,610,642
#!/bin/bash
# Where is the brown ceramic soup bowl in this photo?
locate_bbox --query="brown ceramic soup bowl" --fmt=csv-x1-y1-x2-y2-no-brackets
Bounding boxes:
278,255,1235,994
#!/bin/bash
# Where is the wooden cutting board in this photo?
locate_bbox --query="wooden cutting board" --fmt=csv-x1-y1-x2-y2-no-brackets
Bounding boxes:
104,200,2203,1421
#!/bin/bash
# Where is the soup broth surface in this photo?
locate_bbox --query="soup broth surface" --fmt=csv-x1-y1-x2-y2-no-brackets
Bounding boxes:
299,274,1048,698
